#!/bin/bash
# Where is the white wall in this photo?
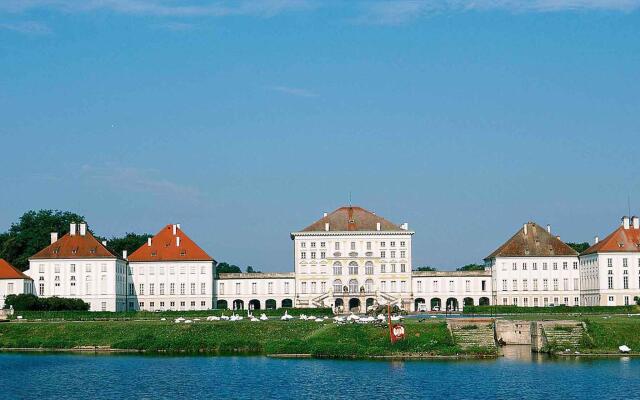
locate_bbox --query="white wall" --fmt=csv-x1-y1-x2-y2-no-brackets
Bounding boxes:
581,253,640,306
0,279,34,308
216,273,296,310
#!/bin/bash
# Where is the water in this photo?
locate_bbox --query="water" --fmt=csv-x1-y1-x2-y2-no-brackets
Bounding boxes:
1,352,639,400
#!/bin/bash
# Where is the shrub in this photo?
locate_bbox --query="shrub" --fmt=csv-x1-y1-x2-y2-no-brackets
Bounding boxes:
4,294,89,311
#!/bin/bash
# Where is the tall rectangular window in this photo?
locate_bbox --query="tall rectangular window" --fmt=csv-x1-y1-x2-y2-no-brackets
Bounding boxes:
201,282,206,294
284,282,290,294
170,283,175,295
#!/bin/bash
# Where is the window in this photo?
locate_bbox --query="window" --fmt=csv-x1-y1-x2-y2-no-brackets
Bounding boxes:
365,262,373,275
235,283,240,294
553,263,558,270
523,279,528,291
101,263,107,273
160,266,165,275
252,282,257,294
573,261,578,270
381,242,386,247
448,280,454,292
543,279,549,291
311,282,317,293
512,279,518,291
301,282,307,294
301,252,306,259
433,280,439,292
390,241,396,247
310,252,316,259
170,283,175,295
513,298,518,306
333,262,342,275
390,251,396,258
333,279,342,293
553,279,559,291
180,283,186,295
512,263,517,271
465,280,471,292
381,264,386,273
54,264,60,273
350,242,356,251
321,281,326,292
190,283,196,295
39,283,44,295
201,282,206,294
149,283,155,295
390,281,397,292
101,302,107,311
320,242,325,248
7,283,14,294
268,282,273,294
219,283,224,295
320,252,326,259
543,262,548,271
523,298,528,307
623,258,628,268
180,266,186,274
366,242,371,250
533,279,538,291
532,262,537,271
391,264,396,273
400,281,407,292
301,242,306,248
417,280,423,292
310,242,316,248
39,264,44,273
201,301,206,307
503,298,508,305
624,276,629,289
522,263,527,271
201,265,206,274
160,283,165,295
400,241,405,247
284,282,290,294
534,298,539,307
502,279,508,291
481,280,487,291
70,264,76,273
381,281,386,292
170,266,175,275
400,264,406,273
400,251,406,258
348,262,358,275
335,242,340,250
573,278,579,291
563,278,568,291
563,262,568,270
380,251,386,258
139,284,144,295
608,276,614,289
607,258,613,268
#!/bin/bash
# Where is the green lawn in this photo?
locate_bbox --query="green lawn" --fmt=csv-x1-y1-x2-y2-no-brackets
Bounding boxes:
582,316,640,353
0,319,493,358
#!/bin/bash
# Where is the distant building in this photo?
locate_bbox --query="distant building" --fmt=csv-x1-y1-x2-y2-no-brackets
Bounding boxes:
485,222,580,307
127,224,216,311
215,272,295,311
25,223,128,311
580,216,640,306
0,259,34,308
411,270,491,312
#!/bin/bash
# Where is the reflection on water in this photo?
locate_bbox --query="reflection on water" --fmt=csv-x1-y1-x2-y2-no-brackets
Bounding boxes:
3,353,640,399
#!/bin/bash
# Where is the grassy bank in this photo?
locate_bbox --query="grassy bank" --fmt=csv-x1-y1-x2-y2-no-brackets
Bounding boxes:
581,317,640,354
0,320,495,358
464,305,640,315
10,308,333,322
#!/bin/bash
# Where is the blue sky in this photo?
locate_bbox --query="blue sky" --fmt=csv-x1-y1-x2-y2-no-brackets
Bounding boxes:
1,1,639,271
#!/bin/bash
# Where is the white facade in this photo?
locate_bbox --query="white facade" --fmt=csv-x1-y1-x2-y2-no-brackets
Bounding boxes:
489,256,580,307
291,207,415,312
411,271,491,311
0,278,34,308
580,216,640,306
127,261,215,311
216,273,295,310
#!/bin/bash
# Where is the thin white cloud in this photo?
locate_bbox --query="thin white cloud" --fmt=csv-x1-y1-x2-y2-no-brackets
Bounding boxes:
80,164,201,200
0,0,315,18
268,85,319,98
0,20,51,34
154,21,196,31
355,0,640,25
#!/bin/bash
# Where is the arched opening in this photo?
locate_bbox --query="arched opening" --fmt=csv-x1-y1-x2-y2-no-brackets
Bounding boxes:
216,300,228,309
366,297,375,310
479,297,490,306
365,261,374,275
265,299,277,310
348,261,358,275
333,279,342,293
335,298,344,313
281,298,293,308
430,298,442,311
248,299,260,310
349,298,361,313
333,261,342,275
446,298,459,311
233,299,244,310
463,297,474,307
348,279,358,293
414,298,426,312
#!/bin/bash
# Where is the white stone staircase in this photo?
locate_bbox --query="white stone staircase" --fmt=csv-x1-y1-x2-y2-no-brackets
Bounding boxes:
448,319,497,350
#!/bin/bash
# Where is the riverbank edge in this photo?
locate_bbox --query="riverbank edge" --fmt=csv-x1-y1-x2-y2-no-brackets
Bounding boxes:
0,347,499,360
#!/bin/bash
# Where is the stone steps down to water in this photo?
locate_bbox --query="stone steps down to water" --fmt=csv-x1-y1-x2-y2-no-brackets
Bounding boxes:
448,320,497,350
541,323,585,351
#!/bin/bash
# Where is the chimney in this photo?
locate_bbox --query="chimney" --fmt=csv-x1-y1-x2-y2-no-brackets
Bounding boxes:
70,223,77,236
594,236,599,244
172,224,177,235
102,240,107,247
50,232,58,244
401,222,408,230
323,212,328,217
79,223,87,236
176,223,181,230
556,235,561,241
633,216,639,229
376,222,381,231
176,236,181,247
147,237,152,246
324,223,330,232
122,250,128,260
523,223,528,235
547,224,551,234
622,216,630,230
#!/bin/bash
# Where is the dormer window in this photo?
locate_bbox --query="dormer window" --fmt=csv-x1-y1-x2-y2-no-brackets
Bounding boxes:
151,251,157,257
53,247,60,254
180,250,186,256
90,248,96,254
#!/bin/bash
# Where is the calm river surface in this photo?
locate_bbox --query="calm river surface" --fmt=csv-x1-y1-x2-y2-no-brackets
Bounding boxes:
2,349,639,399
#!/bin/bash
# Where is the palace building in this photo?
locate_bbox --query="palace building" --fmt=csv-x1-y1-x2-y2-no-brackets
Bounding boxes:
0,259,34,308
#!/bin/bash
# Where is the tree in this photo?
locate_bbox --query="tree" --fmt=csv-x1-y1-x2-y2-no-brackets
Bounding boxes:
216,262,242,277
246,266,261,273
100,232,152,257
566,242,590,254
457,263,485,271
414,266,437,272
0,210,85,270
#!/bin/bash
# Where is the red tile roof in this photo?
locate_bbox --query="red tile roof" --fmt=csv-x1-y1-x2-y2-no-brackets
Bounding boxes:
30,231,118,260
581,225,640,255
0,259,32,280
485,222,578,260
128,224,214,262
299,206,405,232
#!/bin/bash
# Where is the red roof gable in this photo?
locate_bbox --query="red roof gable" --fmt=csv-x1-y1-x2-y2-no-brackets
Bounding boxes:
299,206,404,232
582,225,640,255
128,224,214,262
485,222,578,260
30,231,118,260
0,259,32,280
